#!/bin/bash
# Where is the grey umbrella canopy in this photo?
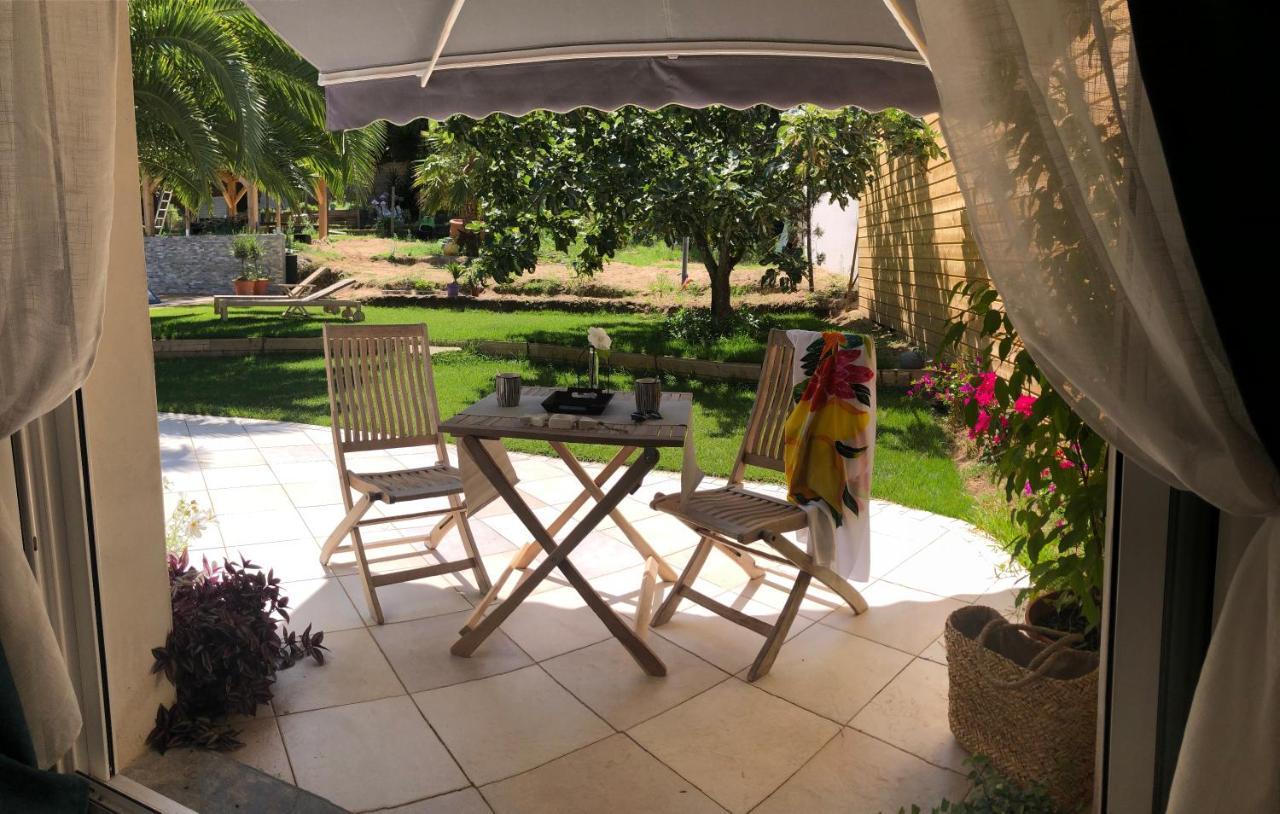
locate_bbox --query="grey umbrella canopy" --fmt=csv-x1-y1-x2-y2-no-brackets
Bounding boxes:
244,0,936,128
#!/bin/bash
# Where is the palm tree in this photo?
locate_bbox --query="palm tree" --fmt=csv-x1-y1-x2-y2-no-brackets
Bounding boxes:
131,0,385,237
412,125,483,223
131,0,261,233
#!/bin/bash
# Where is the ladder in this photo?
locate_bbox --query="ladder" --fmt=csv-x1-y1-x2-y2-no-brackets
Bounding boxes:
153,188,173,232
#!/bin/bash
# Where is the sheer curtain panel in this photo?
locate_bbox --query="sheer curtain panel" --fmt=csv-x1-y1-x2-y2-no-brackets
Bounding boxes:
907,0,1279,808
1,0,123,769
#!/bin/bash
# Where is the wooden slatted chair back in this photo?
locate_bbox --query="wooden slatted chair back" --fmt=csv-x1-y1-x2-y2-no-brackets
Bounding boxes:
731,329,795,480
323,324,443,455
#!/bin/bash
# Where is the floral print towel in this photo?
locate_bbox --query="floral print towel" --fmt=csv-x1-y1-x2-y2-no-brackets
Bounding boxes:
782,330,876,580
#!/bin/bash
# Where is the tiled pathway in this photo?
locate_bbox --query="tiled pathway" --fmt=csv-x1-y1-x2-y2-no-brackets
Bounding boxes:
159,413,1025,814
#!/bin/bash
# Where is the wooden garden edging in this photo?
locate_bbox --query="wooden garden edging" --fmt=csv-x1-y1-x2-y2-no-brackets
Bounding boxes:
151,336,926,386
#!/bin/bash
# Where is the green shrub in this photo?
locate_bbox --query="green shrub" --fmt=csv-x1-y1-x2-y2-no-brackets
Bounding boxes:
663,307,771,346
894,756,1061,814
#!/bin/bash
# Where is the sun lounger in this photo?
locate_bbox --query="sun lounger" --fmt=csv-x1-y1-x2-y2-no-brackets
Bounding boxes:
212,273,363,321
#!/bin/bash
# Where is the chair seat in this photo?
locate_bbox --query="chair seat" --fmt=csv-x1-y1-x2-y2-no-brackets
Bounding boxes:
651,485,807,543
348,464,464,504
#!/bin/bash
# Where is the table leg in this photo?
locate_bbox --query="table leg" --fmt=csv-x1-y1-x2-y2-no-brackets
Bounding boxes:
452,437,667,677
548,441,679,582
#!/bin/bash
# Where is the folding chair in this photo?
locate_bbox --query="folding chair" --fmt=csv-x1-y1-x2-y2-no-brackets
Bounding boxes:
647,328,869,680
319,323,492,624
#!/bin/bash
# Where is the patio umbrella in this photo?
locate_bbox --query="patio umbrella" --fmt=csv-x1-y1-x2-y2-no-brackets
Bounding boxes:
242,0,936,128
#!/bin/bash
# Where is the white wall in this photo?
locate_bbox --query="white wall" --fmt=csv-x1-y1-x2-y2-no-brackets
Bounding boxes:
77,8,173,768
809,194,859,277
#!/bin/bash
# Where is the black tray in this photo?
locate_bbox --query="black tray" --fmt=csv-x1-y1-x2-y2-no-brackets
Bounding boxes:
541,388,614,415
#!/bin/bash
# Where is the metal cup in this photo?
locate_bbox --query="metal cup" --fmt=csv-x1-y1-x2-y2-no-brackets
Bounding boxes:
633,378,661,414
496,373,522,407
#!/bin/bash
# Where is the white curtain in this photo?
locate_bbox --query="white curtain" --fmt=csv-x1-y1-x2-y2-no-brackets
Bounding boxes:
905,0,1279,809
1,0,123,768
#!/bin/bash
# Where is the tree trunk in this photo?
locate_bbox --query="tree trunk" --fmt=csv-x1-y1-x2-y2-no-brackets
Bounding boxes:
247,181,259,232
805,185,815,292
140,176,156,236
709,258,734,321
275,199,283,232
216,172,247,225
182,206,191,236
315,178,329,240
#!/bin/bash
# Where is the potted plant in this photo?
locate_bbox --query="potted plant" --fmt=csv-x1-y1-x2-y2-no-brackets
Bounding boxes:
230,234,264,293
251,269,271,295
931,279,1108,649
458,264,486,297
445,262,463,298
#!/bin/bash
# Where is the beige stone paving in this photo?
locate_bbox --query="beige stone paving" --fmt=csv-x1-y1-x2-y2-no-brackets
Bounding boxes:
161,413,1025,813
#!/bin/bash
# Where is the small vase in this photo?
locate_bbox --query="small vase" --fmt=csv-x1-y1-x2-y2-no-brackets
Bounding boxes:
587,347,599,389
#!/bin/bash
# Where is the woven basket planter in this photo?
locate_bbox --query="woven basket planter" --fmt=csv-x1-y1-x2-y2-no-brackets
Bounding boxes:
945,605,1099,811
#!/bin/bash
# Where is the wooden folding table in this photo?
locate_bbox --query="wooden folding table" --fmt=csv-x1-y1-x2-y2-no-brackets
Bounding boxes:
440,386,693,676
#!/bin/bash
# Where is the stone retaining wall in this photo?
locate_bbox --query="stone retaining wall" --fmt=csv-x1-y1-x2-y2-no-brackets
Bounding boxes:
145,234,285,295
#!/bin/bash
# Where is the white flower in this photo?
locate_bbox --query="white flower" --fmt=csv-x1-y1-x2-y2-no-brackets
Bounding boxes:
587,326,612,351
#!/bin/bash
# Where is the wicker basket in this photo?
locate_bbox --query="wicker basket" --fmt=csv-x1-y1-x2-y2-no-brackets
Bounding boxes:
945,605,1099,811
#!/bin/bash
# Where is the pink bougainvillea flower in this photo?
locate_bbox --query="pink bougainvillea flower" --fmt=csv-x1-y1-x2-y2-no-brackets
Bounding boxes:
973,372,997,407
969,410,992,439
1013,395,1037,417
1023,480,1034,496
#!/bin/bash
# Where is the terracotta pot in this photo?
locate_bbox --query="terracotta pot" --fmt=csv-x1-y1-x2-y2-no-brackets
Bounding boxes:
252,279,270,295
448,218,465,239
233,279,255,295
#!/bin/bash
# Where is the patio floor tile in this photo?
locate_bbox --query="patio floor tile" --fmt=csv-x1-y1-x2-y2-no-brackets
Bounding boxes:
228,717,293,784
217,508,313,546
920,635,947,665
337,570,473,626
754,727,968,814
881,534,1006,602
478,506,564,546
227,539,329,582
281,577,364,633
279,695,467,811
202,463,277,488
412,666,613,785
820,580,966,656
629,678,840,813
372,611,532,693
195,447,267,469
257,443,330,465
742,622,913,723
271,461,341,485
283,480,344,509
380,788,492,813
850,658,969,772
271,627,404,715
208,484,294,516
159,413,1016,812
480,733,722,814
650,584,816,674
542,636,727,730
496,583,615,661
600,512,700,556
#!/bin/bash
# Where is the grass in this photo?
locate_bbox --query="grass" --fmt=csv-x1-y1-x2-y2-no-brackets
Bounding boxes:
373,239,446,260
149,304,844,363
152,351,1007,532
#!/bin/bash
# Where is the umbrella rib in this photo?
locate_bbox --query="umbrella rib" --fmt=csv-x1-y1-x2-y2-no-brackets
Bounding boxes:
419,0,468,88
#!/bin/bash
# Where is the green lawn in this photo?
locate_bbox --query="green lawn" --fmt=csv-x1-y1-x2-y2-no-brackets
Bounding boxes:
150,304,842,363
154,351,992,530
